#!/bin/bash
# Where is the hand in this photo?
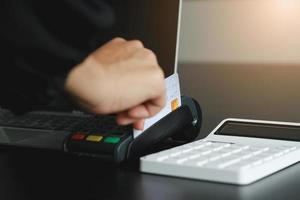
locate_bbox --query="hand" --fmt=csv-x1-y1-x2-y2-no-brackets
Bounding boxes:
64,38,166,130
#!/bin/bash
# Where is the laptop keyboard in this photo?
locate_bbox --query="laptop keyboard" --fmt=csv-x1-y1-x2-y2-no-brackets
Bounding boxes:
0,111,131,134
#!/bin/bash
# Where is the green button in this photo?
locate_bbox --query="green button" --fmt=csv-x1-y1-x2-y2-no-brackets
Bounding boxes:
104,137,120,144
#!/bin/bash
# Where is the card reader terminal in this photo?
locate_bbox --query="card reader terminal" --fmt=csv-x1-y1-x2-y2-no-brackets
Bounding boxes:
64,96,202,162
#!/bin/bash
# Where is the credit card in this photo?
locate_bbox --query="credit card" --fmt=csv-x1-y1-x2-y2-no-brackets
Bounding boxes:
133,73,181,138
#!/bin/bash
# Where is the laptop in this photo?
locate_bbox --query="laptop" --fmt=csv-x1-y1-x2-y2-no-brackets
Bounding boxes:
121,0,182,76
0,0,201,162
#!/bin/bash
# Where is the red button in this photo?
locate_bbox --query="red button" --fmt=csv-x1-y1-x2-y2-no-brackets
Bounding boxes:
71,133,86,141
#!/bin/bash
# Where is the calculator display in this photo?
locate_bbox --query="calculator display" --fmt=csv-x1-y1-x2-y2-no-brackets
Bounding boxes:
216,121,300,141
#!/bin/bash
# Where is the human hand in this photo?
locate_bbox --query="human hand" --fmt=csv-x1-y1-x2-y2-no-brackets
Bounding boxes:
64,38,166,130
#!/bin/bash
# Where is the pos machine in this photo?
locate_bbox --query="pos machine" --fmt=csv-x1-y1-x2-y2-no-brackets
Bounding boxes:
0,96,202,163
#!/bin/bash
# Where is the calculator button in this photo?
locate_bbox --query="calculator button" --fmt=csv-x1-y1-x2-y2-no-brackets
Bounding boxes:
289,146,297,151
157,155,169,162
221,152,232,158
170,151,182,157
252,160,264,166
177,157,189,164
242,154,253,159
212,145,226,151
71,133,86,141
218,158,241,169
189,153,201,160
104,136,121,144
182,148,194,153
274,151,284,157
197,159,209,166
209,155,221,162
86,135,103,142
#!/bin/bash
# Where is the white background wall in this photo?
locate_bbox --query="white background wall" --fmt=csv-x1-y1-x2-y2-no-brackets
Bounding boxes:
180,0,300,63
178,0,300,136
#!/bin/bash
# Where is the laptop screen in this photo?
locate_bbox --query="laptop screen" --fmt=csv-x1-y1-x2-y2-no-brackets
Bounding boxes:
119,0,181,77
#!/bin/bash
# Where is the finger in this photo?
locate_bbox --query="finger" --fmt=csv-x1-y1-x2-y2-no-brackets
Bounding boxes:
116,104,150,129
133,48,158,65
109,39,144,52
133,119,145,130
117,98,164,125
116,111,139,125
110,37,126,44
127,40,144,49
144,92,166,117
99,37,127,52
121,40,145,57
127,104,150,118
117,112,145,130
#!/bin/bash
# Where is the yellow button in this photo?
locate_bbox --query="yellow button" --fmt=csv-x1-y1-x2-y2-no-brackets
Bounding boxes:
171,99,179,111
86,135,103,142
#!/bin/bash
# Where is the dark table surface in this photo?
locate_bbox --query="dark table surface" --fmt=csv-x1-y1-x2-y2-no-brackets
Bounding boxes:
1,63,300,200
0,148,299,200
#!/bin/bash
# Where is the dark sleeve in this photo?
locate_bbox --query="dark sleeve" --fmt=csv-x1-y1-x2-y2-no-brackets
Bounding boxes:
0,0,118,112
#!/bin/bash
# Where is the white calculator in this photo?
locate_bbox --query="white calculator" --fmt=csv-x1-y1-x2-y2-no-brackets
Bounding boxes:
140,118,300,185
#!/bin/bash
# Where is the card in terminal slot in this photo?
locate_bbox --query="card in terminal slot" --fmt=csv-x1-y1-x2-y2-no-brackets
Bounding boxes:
133,73,181,138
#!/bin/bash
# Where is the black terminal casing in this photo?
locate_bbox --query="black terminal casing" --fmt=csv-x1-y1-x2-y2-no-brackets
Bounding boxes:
64,96,202,163
127,96,202,159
